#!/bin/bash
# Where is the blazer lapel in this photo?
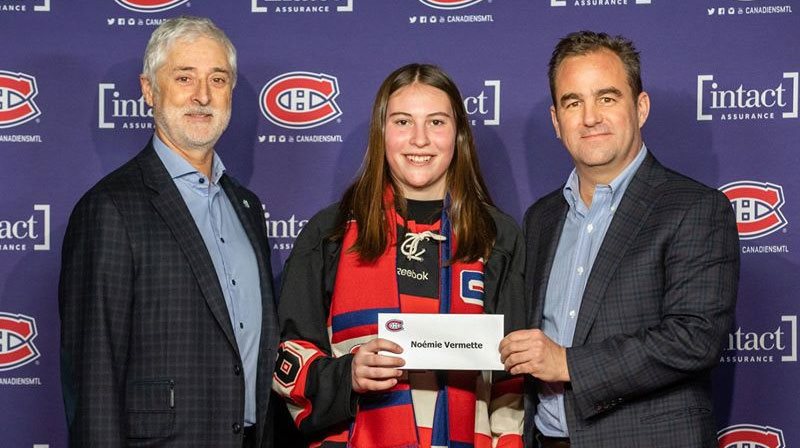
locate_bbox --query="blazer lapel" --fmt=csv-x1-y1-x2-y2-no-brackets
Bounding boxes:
136,144,239,353
530,195,569,329
572,154,667,345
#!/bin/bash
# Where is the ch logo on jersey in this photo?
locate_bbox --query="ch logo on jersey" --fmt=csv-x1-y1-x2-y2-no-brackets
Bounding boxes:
720,181,787,240
260,72,342,129
0,313,40,372
0,71,41,129
718,424,785,448
460,270,484,306
419,0,483,9
115,0,189,12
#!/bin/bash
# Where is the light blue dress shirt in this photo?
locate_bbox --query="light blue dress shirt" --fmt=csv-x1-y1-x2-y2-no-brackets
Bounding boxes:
535,145,648,437
153,135,262,426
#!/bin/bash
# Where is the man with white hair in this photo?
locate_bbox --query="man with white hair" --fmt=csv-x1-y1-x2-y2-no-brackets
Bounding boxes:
60,16,279,447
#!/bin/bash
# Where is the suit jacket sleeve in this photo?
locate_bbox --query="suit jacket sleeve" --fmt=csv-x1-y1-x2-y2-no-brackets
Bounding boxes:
59,189,133,448
566,189,739,419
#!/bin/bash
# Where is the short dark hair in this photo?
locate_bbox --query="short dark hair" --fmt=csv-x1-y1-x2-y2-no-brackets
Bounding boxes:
548,30,642,107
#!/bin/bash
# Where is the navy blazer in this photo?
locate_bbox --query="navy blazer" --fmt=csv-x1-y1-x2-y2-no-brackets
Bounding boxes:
60,142,279,447
523,153,739,447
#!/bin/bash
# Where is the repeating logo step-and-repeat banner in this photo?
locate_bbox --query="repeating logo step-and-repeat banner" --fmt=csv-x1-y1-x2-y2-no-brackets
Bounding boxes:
1,1,797,447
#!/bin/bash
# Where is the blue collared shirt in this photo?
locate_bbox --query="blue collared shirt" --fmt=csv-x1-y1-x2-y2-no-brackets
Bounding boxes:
153,135,262,425
535,145,648,437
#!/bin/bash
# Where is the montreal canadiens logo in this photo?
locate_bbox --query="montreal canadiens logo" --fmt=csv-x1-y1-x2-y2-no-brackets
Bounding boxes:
114,0,189,13
720,181,787,240
419,0,484,9
0,71,41,129
0,313,40,371
718,424,785,448
385,319,404,332
259,72,342,129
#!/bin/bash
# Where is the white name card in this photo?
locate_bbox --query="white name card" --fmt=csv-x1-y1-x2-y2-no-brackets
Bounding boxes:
377,313,505,370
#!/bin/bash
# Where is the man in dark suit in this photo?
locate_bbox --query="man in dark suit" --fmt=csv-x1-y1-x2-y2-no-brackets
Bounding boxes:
59,16,278,447
499,31,739,447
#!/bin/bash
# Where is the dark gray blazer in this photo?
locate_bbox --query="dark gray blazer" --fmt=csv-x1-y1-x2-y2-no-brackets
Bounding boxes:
59,142,279,447
523,153,739,447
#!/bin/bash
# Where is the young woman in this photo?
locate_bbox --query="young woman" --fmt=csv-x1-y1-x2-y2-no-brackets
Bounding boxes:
273,63,524,448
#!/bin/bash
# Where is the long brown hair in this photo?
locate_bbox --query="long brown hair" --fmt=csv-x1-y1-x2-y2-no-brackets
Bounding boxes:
333,63,496,263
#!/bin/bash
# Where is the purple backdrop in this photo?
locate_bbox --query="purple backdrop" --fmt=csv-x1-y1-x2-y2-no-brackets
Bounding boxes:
1,1,798,447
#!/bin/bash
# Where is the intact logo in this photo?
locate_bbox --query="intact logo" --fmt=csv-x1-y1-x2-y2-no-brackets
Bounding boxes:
264,207,308,252
115,0,189,13
385,319,404,332
720,181,787,240
0,313,40,371
460,270,484,306
722,315,797,364
0,71,40,129
697,73,798,121
260,72,342,129
464,80,500,125
1,204,51,252
419,0,483,9
718,424,785,448
98,83,153,130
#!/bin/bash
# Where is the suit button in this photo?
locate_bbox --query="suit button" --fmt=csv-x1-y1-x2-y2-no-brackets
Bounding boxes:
234,364,242,375
232,422,242,434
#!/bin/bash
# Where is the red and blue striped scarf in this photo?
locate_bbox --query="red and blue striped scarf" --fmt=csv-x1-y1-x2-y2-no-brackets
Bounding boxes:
330,192,486,448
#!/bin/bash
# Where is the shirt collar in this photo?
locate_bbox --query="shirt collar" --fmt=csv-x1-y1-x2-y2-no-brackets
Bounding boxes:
563,143,648,210
152,133,226,184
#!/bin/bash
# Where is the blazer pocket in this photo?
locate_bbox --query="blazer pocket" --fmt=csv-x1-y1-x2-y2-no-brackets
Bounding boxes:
642,406,714,447
640,406,711,424
126,378,176,439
